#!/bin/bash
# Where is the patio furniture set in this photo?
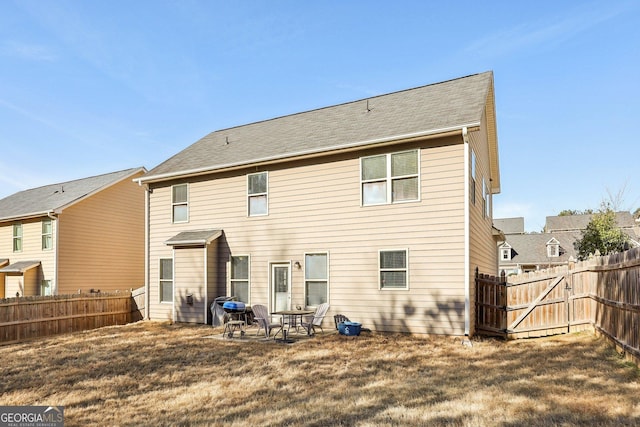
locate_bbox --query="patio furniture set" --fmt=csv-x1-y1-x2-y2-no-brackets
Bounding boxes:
221,301,330,342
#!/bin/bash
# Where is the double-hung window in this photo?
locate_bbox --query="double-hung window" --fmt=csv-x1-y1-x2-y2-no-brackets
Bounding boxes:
305,253,328,306
247,172,268,216
230,255,250,303
379,249,408,290
361,150,419,206
41,280,52,296
13,223,22,252
42,219,52,250
172,184,189,223
159,258,174,303
471,148,477,205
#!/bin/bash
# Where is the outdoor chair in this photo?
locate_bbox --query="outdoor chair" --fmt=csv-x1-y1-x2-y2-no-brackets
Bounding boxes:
299,302,330,335
252,304,281,339
333,314,350,330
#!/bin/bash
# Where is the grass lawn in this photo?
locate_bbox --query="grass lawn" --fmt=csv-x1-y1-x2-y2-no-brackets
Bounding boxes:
1,321,639,426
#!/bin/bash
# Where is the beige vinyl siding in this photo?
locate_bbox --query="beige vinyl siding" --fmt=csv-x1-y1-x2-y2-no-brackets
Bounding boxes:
0,273,4,298
57,171,145,294
148,135,469,334
468,110,500,335
0,218,54,296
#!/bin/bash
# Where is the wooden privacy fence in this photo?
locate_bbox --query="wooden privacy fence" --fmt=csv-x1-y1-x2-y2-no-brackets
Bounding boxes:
0,287,145,344
476,247,640,365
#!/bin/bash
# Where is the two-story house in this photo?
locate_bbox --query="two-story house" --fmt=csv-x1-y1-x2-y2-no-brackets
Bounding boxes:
496,213,639,275
0,168,146,297
137,72,501,335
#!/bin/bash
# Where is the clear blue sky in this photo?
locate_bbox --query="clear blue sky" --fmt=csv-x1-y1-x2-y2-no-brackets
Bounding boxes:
1,1,638,231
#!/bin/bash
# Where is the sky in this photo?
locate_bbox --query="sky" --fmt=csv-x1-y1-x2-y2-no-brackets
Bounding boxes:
1,1,639,232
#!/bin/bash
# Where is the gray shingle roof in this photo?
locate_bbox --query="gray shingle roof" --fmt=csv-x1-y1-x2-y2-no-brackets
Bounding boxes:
142,72,495,182
0,167,145,222
165,229,223,246
0,260,41,273
545,212,636,232
501,232,582,265
494,217,525,234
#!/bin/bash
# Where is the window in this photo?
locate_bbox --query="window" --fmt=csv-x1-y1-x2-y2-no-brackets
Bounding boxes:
482,178,490,218
13,223,22,252
379,249,408,290
305,253,328,306
501,248,511,261
247,172,268,216
41,280,52,296
230,255,250,303
159,258,173,303
546,239,560,258
361,150,419,206
42,219,52,250
172,184,189,223
471,148,477,205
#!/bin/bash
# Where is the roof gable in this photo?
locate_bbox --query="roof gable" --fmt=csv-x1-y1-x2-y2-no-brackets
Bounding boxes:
142,72,496,183
0,167,146,222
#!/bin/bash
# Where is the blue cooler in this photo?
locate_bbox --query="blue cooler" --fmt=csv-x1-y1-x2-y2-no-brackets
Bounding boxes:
338,321,361,336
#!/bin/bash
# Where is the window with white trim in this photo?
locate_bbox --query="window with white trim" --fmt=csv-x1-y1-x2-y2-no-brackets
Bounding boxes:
482,178,488,218
471,148,477,205
159,258,173,303
379,249,408,290
546,239,560,258
247,172,268,216
361,150,419,206
41,280,52,296
13,223,22,252
501,247,511,261
230,255,250,303
172,184,189,223
305,252,328,306
42,219,52,250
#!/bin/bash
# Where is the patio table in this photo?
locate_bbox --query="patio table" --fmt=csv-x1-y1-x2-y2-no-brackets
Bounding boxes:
272,310,314,341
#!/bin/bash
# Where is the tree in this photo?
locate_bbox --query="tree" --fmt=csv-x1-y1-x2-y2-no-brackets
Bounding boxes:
574,204,629,260
558,209,594,216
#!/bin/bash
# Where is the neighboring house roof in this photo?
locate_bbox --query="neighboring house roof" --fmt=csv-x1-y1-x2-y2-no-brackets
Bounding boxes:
140,72,499,192
0,259,9,268
501,232,582,265
494,217,524,234
0,167,146,222
545,212,636,232
0,260,41,273
165,229,223,246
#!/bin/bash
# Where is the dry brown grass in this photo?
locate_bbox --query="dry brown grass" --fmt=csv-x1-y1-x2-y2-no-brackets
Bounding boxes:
0,322,639,426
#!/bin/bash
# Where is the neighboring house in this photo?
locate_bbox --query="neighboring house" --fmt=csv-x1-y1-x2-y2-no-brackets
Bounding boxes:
137,72,501,336
496,214,639,275
0,168,146,298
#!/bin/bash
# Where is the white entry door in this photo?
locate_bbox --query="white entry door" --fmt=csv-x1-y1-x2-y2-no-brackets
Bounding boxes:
271,263,291,312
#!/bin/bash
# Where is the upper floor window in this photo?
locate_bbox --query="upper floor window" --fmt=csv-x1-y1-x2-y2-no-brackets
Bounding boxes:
500,244,512,261
379,249,409,290
361,150,419,206
305,252,329,307
172,184,189,223
42,219,53,250
546,238,560,258
470,148,477,205
159,258,173,303
230,255,250,303
248,172,268,216
13,223,22,252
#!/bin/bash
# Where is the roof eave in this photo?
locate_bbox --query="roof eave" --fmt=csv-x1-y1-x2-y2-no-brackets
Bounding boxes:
137,124,480,185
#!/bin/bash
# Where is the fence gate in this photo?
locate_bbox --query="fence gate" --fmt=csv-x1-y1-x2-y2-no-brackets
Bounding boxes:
475,269,588,339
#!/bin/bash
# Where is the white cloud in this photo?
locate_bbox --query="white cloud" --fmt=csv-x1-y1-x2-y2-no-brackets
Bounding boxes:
0,40,57,61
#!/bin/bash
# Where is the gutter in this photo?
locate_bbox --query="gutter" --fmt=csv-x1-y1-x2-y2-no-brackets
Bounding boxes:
136,123,481,185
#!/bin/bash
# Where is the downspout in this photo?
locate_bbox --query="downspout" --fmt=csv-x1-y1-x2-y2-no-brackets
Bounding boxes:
47,211,59,295
462,127,471,336
143,184,150,320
